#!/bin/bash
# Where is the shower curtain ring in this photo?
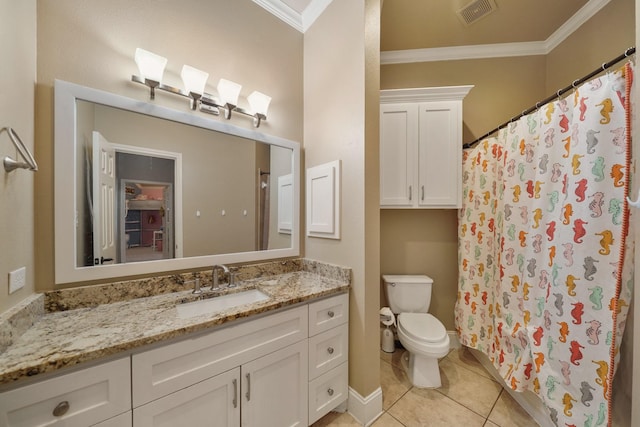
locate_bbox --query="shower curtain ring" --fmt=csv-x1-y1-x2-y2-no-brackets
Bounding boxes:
571,79,580,88
627,189,640,208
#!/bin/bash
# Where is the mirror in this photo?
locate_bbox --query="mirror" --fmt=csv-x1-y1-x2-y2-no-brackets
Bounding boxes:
55,80,300,284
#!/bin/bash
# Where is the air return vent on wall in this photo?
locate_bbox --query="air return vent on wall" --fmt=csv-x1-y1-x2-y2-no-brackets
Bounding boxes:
456,0,498,26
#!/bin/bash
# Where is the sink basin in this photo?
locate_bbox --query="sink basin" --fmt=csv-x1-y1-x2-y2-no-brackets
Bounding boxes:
177,289,270,319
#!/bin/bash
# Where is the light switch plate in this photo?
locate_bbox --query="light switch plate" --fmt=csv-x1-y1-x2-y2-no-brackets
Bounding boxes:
9,267,26,294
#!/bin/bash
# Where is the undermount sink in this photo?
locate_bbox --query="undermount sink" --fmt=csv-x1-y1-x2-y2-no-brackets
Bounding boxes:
176,289,270,319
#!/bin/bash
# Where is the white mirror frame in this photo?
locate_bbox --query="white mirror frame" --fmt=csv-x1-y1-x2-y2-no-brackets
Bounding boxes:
54,79,300,284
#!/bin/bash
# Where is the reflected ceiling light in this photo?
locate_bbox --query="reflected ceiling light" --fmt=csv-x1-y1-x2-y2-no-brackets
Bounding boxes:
131,48,270,127
247,91,271,127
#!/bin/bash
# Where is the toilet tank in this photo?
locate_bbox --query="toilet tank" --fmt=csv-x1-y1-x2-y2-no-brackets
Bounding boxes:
382,275,434,314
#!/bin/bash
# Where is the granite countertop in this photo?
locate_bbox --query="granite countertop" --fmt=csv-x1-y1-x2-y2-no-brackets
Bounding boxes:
0,259,350,388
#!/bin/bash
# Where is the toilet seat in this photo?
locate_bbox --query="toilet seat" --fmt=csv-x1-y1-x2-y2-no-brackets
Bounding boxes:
398,313,447,343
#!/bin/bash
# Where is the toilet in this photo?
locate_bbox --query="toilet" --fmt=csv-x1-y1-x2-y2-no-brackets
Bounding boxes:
382,274,450,388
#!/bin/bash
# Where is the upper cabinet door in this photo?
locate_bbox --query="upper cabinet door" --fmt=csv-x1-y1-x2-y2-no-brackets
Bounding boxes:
380,103,418,207
417,100,461,208
380,86,472,209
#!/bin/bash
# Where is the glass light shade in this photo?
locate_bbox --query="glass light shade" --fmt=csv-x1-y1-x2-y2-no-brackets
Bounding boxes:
217,78,242,106
247,91,271,116
134,48,167,83
181,65,209,95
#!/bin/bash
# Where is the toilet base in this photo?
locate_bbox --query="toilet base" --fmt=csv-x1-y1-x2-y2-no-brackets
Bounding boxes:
401,351,442,388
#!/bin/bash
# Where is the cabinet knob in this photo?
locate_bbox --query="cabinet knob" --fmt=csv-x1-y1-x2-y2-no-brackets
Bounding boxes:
52,401,70,417
327,388,334,396
327,310,335,318
327,346,334,355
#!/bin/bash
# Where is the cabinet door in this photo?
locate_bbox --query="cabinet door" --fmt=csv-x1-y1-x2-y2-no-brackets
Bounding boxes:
417,101,461,208
133,368,240,427
241,340,308,427
380,103,418,207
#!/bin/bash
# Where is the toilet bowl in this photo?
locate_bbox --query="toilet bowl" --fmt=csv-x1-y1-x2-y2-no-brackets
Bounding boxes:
397,312,449,388
382,275,450,389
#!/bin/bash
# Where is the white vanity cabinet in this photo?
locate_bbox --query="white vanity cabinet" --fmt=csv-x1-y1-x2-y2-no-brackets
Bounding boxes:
133,368,240,427
307,293,349,425
0,357,131,427
132,305,308,427
0,292,349,427
380,86,472,209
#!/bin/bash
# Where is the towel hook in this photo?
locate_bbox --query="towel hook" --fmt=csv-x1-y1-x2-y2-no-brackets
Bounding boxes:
2,127,38,172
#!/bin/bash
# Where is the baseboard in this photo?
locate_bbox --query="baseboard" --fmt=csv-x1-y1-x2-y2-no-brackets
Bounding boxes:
348,386,383,426
448,331,461,349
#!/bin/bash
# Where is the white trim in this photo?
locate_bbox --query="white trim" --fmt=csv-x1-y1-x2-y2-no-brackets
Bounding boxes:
252,0,304,32
544,0,612,52
380,0,612,64
252,0,333,33
380,85,474,103
301,0,333,32
347,386,383,427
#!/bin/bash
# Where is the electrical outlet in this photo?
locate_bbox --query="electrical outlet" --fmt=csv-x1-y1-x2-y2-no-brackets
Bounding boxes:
9,267,26,294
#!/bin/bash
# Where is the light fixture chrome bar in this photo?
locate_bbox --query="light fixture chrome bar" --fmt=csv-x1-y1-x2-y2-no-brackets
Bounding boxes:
132,75,267,127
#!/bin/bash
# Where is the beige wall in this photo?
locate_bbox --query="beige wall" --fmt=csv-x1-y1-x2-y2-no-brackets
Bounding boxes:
546,0,635,93
35,0,303,290
304,0,382,399
0,0,36,313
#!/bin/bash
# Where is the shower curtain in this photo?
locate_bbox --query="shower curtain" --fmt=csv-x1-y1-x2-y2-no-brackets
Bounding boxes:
456,63,634,427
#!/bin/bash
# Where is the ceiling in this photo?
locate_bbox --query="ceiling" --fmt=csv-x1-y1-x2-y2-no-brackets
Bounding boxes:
254,0,611,62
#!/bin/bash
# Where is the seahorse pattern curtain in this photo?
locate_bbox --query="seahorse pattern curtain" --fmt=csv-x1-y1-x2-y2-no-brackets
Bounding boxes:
456,63,634,427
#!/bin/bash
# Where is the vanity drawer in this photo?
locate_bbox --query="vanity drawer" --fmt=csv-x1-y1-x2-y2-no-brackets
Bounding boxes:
0,357,131,427
132,305,307,407
308,323,348,379
308,293,349,336
308,362,348,425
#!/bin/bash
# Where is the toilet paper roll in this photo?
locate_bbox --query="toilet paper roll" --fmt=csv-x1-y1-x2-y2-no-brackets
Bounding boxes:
379,307,395,327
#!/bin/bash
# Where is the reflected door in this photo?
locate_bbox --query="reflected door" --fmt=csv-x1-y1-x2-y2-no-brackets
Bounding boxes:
92,131,117,265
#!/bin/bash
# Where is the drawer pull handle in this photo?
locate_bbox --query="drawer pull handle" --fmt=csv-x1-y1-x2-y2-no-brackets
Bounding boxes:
327,346,334,355
246,373,251,401
327,388,334,396
53,401,70,417
327,310,335,318
232,379,238,408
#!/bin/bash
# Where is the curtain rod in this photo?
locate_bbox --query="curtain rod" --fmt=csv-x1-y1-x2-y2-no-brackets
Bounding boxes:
463,46,636,149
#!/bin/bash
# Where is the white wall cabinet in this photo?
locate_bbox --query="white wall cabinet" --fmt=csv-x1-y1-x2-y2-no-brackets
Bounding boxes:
380,86,472,209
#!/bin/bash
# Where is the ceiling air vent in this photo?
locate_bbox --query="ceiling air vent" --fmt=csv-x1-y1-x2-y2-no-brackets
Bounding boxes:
456,0,498,26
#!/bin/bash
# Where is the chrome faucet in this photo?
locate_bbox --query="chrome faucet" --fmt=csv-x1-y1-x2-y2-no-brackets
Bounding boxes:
211,264,234,290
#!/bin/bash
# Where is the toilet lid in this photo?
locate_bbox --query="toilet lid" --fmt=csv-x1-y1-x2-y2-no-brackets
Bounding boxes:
399,313,447,343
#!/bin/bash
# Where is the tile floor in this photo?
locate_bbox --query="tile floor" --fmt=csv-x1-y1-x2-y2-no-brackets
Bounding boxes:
313,345,539,427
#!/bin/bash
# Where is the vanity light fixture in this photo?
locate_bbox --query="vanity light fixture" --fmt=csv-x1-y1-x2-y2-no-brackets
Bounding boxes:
130,48,270,127
215,78,242,119
133,48,167,100
181,65,209,110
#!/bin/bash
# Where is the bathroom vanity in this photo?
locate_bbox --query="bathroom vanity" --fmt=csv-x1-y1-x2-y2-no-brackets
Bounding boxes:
0,260,350,427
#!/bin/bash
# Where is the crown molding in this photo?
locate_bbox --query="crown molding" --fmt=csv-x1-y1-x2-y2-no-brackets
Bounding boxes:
380,85,474,103
300,0,333,32
252,0,333,33
380,0,612,64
